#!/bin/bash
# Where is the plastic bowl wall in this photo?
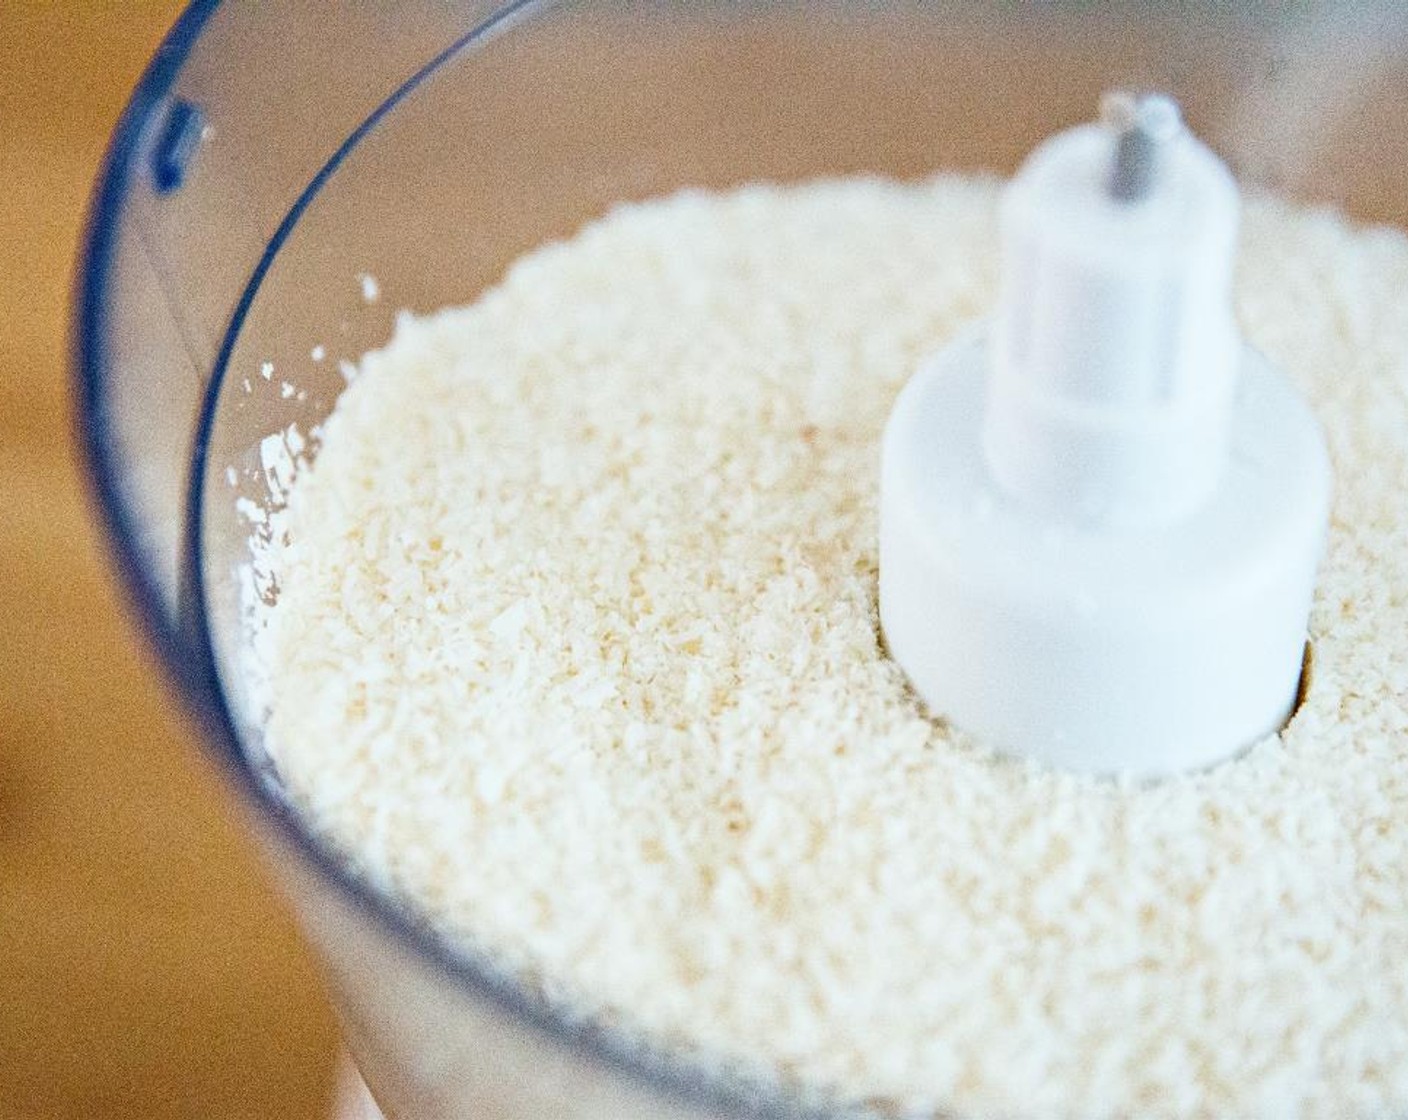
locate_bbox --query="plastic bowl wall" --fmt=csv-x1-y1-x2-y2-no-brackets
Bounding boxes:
76,2,1408,1116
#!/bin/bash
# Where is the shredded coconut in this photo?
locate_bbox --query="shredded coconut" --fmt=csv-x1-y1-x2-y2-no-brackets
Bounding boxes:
246,177,1408,1119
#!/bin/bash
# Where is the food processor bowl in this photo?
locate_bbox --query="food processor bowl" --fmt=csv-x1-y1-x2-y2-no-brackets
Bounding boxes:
76,2,1408,1117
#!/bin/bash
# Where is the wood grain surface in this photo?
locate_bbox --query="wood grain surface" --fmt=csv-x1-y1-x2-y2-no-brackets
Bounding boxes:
0,5,339,1118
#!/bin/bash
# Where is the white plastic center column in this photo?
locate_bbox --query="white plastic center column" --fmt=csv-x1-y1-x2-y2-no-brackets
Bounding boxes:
986,94,1239,528
879,93,1332,774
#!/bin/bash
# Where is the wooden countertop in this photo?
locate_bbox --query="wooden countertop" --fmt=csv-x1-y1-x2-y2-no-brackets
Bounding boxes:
0,5,339,1117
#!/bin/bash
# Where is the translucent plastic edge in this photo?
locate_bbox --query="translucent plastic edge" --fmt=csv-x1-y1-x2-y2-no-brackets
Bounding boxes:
73,0,224,725
75,3,832,1117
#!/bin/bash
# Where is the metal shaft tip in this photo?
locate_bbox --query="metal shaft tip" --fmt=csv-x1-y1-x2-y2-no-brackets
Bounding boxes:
1100,91,1183,203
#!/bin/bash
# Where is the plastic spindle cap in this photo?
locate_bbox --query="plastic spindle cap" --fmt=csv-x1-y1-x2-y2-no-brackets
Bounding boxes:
878,93,1332,774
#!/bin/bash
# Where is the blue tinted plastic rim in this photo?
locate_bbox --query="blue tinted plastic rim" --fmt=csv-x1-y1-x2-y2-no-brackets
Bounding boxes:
74,4,828,1117
74,0,223,711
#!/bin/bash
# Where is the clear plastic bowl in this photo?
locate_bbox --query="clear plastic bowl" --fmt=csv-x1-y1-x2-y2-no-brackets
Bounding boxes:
75,3,1408,1116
